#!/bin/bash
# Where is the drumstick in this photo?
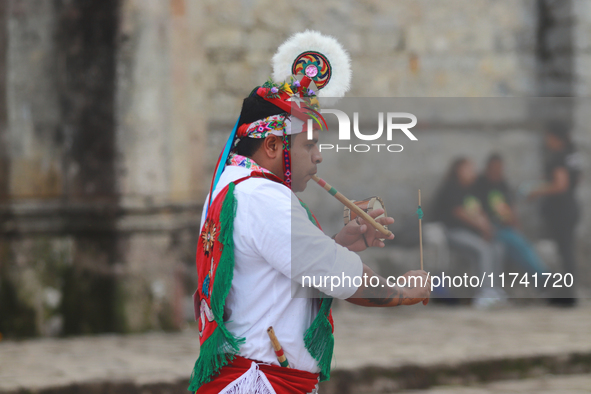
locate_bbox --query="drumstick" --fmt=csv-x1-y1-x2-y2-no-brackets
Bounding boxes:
311,175,392,237
267,326,291,368
418,189,424,271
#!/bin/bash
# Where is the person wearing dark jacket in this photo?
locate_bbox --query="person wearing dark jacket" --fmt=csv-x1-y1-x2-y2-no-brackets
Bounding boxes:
528,124,582,306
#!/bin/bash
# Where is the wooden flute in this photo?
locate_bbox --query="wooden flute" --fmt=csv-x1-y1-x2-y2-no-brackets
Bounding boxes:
267,326,291,368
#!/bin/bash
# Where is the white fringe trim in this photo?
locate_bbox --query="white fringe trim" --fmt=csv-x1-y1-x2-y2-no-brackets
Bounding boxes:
219,361,277,394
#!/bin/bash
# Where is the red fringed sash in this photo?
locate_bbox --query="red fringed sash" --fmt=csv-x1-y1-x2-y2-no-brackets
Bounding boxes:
195,356,320,394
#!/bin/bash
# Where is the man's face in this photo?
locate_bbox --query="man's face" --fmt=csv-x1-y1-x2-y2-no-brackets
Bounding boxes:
290,130,322,192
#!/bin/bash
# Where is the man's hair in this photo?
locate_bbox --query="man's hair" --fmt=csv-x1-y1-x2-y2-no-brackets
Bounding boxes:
235,137,265,157
238,91,287,127
429,156,470,222
235,135,292,158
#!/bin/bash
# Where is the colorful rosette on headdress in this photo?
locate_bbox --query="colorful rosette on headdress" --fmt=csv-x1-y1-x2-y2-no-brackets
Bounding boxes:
272,30,351,98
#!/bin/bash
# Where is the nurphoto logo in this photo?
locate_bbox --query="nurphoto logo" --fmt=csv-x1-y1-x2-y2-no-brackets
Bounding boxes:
308,109,418,153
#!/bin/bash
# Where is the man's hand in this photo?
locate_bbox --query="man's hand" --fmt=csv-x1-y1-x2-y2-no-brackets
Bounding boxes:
346,266,431,307
334,208,394,251
399,270,431,306
478,219,495,241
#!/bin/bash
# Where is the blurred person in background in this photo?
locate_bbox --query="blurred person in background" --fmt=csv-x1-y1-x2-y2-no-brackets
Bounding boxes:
432,157,506,307
474,154,548,276
528,123,582,307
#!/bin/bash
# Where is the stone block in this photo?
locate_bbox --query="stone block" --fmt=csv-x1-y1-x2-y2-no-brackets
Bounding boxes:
205,29,243,50
244,29,283,52
364,30,404,54
545,24,575,52
575,54,591,96
207,92,243,124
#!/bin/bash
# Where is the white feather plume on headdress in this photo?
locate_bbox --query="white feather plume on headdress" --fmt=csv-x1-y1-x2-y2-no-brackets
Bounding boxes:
272,30,351,98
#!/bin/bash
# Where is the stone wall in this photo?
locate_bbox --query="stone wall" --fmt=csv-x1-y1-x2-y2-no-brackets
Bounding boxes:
1,0,590,338
573,0,591,278
0,0,206,338
203,0,539,129
202,0,547,209
1,0,123,337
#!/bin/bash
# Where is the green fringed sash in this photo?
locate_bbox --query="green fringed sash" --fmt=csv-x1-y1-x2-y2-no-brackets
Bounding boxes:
304,297,334,381
300,200,335,382
189,182,246,391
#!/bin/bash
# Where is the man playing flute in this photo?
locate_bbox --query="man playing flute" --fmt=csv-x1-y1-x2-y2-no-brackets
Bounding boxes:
190,31,431,394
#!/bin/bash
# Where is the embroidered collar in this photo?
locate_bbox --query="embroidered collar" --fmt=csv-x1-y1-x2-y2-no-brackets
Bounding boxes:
227,153,273,175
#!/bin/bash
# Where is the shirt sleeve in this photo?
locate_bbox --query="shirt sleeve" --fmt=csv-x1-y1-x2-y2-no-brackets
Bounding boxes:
241,180,363,300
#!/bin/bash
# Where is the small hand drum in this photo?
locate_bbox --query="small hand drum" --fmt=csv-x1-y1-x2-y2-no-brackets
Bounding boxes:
343,196,388,237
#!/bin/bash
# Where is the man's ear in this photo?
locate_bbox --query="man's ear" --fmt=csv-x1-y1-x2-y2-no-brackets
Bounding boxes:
262,135,282,159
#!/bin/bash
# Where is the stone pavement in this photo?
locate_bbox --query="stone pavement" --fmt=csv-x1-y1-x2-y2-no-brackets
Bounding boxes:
331,300,591,370
398,374,591,393
1,302,590,393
